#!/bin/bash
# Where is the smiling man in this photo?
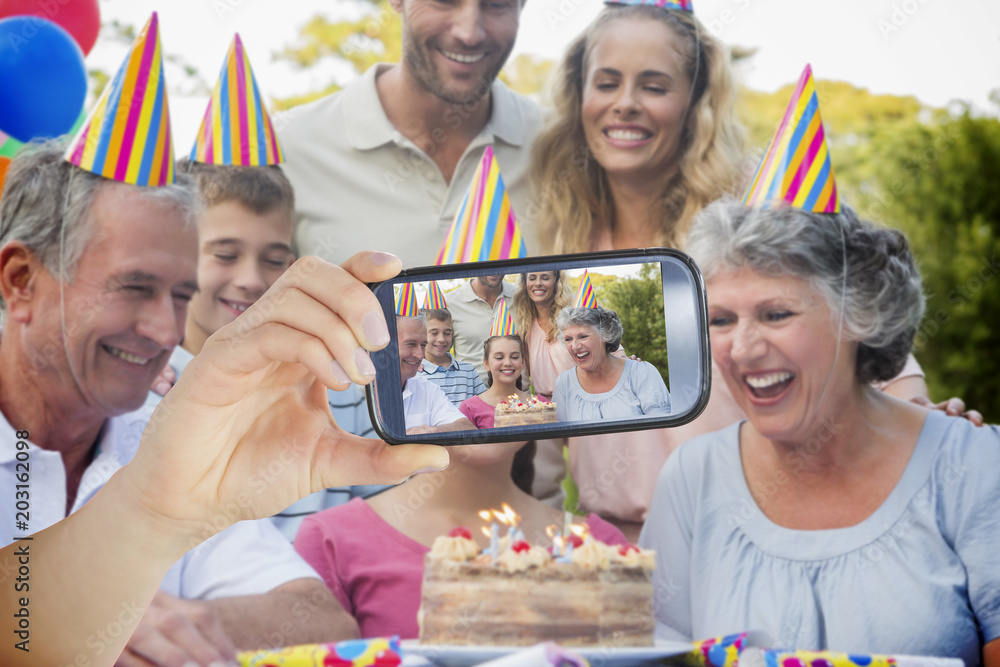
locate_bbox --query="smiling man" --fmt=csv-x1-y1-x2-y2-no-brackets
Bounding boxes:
280,0,544,268
0,144,358,666
397,315,475,434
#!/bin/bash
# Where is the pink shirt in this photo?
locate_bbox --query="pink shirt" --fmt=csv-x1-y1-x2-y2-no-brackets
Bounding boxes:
526,318,575,397
294,497,630,639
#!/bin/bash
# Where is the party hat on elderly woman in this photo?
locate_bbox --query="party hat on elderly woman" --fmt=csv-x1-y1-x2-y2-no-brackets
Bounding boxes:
572,271,598,309
395,283,419,317
435,146,527,265
190,34,284,165
489,299,518,337
605,0,693,10
65,12,175,186
423,281,448,310
742,64,840,213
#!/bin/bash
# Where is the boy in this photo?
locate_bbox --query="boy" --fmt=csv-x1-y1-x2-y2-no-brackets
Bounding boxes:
419,307,487,405
172,161,295,369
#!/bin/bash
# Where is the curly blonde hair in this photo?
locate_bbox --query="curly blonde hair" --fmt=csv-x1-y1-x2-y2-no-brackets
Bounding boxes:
527,5,745,253
512,270,571,343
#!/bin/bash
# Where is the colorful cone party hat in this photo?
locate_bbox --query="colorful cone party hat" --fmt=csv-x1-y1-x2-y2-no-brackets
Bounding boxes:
190,34,284,165
605,0,693,10
435,146,527,265
742,64,840,213
489,299,517,337
423,281,448,310
65,13,175,186
572,271,598,309
395,283,418,317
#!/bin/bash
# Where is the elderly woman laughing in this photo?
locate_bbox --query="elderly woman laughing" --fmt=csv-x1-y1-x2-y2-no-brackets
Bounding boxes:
640,200,1000,663
552,306,670,422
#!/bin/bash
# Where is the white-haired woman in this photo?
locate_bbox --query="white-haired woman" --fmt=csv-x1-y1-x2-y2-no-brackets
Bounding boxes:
640,201,1000,663
553,306,670,421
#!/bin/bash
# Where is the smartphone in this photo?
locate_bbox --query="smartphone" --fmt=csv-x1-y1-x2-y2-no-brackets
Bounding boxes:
366,249,710,445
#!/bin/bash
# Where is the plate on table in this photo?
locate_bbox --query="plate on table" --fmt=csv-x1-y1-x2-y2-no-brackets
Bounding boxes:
400,639,691,667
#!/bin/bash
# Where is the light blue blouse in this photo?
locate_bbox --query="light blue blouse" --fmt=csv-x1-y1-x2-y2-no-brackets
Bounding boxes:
552,358,670,422
639,412,1000,664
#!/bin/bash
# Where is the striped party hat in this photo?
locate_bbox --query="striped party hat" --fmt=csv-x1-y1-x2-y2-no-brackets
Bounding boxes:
190,34,284,165
605,0,693,10
423,281,448,310
572,271,598,309
65,13,175,186
395,283,419,317
435,146,527,265
743,64,840,213
489,299,517,337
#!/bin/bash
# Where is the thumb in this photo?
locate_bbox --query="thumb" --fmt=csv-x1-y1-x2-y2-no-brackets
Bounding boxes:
315,434,450,488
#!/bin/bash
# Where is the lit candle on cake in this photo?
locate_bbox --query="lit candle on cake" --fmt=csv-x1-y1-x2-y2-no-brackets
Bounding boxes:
546,525,561,557
479,509,499,563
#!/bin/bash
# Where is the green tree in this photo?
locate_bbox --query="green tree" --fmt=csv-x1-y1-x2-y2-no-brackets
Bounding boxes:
850,109,1000,420
597,264,668,386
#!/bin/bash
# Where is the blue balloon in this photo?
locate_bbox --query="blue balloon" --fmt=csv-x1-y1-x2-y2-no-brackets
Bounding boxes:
0,16,87,143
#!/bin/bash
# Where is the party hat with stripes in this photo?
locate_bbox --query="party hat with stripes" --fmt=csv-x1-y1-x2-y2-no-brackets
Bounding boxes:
395,283,419,317
572,271,598,309
423,281,448,310
743,64,839,213
605,0,692,10
489,299,517,337
65,13,175,186
190,34,284,165
435,146,527,265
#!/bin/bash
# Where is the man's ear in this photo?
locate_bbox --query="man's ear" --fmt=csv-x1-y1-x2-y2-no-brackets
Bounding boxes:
0,242,42,324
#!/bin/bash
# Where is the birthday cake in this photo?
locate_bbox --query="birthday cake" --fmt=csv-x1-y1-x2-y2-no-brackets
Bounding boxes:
417,525,655,647
493,395,558,428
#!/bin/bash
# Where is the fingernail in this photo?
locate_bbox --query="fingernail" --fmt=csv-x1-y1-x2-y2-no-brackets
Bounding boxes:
154,381,171,396
329,360,351,384
354,347,376,378
370,251,397,266
412,465,448,475
362,311,390,346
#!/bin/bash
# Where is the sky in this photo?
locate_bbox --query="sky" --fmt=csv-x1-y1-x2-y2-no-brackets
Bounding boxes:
88,0,1000,145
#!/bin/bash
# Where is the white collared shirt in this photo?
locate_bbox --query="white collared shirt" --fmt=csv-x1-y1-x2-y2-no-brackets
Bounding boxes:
401,376,466,431
280,63,545,268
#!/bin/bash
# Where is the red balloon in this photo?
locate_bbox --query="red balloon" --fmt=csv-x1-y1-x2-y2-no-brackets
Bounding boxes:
0,0,100,55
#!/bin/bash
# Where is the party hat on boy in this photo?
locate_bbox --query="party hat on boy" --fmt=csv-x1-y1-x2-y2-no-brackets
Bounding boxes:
65,13,175,186
435,146,527,265
742,64,840,214
395,283,419,317
423,281,448,310
190,34,285,166
572,271,598,309
489,299,517,337
605,0,693,10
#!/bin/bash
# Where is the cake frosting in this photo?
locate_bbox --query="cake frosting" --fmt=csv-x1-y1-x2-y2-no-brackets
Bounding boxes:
417,524,655,647
493,395,558,428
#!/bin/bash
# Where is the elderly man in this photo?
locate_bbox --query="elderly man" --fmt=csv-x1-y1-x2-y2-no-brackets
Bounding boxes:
397,315,474,434
280,0,544,267
0,144,356,666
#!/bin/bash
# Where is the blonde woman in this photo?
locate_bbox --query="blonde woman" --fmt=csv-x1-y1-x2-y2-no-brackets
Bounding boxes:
512,270,573,398
528,3,744,253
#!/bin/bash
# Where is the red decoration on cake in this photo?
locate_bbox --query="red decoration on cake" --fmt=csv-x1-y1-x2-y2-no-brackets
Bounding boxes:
567,533,585,549
449,526,473,540
512,540,531,554
619,544,640,556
